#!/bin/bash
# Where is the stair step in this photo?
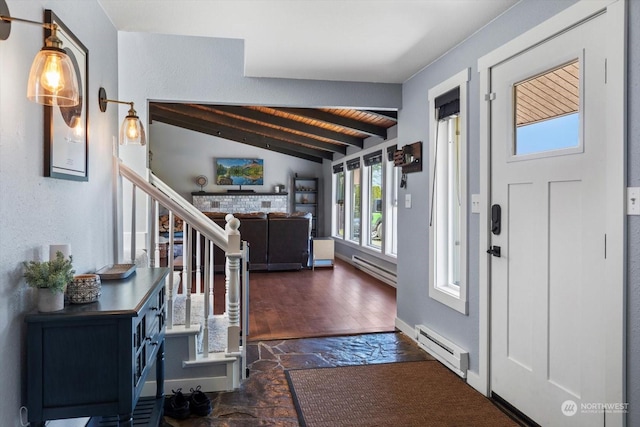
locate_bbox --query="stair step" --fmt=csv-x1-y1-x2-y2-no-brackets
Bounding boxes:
183,350,238,367
142,353,239,395
166,324,201,337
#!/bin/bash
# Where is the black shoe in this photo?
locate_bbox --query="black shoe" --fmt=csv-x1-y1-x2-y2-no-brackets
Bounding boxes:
164,388,190,419
189,385,212,416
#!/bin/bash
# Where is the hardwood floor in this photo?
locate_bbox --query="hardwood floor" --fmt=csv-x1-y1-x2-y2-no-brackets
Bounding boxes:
247,258,397,341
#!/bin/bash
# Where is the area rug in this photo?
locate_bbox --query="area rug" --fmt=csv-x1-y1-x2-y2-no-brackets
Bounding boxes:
286,360,518,427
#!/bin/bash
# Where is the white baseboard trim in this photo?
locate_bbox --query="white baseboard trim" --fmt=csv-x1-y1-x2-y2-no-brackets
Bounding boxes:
465,371,487,396
396,317,483,389
394,317,414,338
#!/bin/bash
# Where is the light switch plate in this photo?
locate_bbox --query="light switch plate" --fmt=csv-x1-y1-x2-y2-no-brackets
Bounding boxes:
628,187,640,215
405,194,412,208
471,194,480,214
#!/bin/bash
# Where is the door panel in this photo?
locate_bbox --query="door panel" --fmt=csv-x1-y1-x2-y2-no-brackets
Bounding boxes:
506,182,535,370
490,12,606,426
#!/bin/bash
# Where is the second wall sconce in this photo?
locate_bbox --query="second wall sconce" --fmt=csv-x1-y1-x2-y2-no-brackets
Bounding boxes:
98,87,146,146
0,0,80,106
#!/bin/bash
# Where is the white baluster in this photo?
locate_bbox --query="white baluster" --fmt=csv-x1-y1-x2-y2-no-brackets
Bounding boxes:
185,223,192,328
241,240,250,379
130,184,136,264
181,220,188,297
202,238,210,358
150,199,158,268
209,240,215,317
195,230,202,294
167,210,175,329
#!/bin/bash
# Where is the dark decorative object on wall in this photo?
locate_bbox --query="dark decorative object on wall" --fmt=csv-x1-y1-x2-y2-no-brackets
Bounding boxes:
43,10,89,181
394,141,422,174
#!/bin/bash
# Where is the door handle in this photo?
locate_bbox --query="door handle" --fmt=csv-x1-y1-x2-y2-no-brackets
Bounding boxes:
491,204,501,235
487,246,501,257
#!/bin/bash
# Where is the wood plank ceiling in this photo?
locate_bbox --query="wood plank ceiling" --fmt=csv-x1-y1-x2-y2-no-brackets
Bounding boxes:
149,103,398,163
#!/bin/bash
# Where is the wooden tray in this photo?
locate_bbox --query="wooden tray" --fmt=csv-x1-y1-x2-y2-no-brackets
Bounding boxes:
96,264,136,280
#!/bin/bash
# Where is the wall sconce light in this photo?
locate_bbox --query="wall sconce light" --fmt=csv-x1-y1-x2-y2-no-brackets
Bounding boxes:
98,87,146,146
0,0,79,106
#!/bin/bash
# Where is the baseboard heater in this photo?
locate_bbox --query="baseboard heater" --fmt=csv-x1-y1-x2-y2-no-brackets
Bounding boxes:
351,255,396,287
415,324,468,378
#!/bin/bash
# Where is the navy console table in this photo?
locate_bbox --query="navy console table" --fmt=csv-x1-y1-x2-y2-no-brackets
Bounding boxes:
25,268,169,427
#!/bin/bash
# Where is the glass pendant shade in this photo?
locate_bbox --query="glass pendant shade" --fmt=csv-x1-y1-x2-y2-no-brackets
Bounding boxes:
120,112,146,146
27,46,79,107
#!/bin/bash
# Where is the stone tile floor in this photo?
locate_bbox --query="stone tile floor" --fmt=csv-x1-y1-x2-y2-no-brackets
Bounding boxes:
162,332,433,426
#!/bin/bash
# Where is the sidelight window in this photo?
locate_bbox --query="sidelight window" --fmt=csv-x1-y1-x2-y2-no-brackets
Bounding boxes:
428,69,469,314
332,164,345,238
347,158,361,242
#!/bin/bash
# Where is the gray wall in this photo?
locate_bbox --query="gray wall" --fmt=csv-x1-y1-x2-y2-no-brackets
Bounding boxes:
0,0,119,423
117,31,402,238
397,0,580,375
117,31,403,176
394,0,639,424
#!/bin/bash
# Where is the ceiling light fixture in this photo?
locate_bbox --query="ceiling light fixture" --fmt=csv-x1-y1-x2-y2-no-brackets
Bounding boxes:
0,0,79,107
98,87,146,146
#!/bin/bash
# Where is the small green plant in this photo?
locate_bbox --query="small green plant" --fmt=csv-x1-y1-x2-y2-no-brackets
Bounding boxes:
23,251,75,293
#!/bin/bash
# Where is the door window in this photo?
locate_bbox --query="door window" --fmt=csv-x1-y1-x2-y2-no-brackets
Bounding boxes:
514,59,580,156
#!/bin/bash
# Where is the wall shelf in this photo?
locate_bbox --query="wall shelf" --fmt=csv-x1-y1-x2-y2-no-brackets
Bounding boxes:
293,177,319,237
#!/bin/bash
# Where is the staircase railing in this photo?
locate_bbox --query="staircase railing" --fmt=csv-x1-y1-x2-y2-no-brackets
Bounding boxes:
116,158,247,383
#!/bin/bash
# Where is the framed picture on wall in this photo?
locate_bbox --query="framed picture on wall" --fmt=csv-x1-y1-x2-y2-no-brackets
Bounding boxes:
43,9,89,181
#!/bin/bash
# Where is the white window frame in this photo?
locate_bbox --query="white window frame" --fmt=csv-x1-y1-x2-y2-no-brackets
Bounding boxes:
385,156,399,257
347,165,361,243
364,159,383,252
427,68,469,314
331,168,345,239
331,139,398,263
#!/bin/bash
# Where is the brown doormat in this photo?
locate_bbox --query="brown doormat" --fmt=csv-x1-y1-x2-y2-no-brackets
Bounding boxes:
286,360,518,427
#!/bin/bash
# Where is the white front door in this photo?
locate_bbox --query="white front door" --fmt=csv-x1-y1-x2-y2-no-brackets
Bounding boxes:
490,12,607,426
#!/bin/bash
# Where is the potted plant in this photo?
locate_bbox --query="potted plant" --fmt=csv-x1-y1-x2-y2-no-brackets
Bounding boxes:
23,251,75,312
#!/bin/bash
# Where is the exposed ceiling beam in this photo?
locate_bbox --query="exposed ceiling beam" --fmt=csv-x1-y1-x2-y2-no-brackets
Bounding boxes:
207,105,364,148
159,103,346,155
150,106,327,163
275,108,389,139
365,110,398,121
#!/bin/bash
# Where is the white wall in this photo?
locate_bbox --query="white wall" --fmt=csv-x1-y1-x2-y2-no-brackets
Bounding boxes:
0,0,119,424
149,121,323,203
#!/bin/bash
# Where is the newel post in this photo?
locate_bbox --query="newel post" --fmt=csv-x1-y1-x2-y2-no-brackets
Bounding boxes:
225,214,242,354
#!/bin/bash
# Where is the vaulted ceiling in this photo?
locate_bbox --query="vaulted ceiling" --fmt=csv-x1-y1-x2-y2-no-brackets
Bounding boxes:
150,103,397,163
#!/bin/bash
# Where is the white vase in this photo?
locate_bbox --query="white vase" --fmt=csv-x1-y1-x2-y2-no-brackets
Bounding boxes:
37,288,64,312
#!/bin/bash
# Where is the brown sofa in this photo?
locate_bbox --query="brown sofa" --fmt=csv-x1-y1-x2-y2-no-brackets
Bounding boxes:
266,212,312,271
203,212,269,272
160,211,311,272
